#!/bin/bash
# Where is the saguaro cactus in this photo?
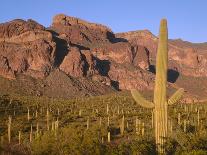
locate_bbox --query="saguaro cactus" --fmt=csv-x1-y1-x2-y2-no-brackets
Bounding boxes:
27,107,30,121
18,131,21,145
46,108,49,131
120,115,125,135
8,116,11,143
107,132,111,143
131,19,184,154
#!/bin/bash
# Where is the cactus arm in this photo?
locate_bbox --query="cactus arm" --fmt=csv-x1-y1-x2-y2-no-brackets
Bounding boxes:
168,88,184,105
131,89,154,109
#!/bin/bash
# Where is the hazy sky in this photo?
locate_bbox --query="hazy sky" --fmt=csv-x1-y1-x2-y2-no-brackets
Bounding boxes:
0,0,206,43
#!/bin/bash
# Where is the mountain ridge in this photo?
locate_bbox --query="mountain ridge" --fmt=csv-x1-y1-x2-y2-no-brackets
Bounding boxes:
0,14,207,100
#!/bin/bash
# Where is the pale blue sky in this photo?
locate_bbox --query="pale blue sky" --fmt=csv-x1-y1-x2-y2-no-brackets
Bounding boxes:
0,0,206,43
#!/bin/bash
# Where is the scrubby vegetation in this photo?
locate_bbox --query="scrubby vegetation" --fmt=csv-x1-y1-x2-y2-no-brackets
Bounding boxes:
0,92,207,155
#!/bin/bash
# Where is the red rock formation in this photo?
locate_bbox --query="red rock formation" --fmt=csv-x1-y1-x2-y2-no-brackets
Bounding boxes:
91,42,132,64
0,55,15,79
116,30,158,58
50,14,114,47
0,19,44,38
0,19,56,79
131,45,150,70
59,47,98,77
117,30,207,77
81,50,96,76
108,62,154,90
59,47,85,77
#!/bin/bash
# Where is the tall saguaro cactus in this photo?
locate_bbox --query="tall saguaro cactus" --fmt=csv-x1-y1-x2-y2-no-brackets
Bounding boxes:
131,19,184,154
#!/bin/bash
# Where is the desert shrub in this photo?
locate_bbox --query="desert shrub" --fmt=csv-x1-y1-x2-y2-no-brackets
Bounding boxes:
179,150,207,155
190,135,207,150
130,139,156,155
31,132,57,155
31,125,108,155
164,138,181,155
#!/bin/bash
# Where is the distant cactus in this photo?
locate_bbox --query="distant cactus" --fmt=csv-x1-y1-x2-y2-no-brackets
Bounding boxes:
107,116,110,127
7,116,11,143
197,109,200,127
99,117,102,127
151,110,154,128
52,121,55,131
30,124,33,142
55,118,59,130
46,108,49,131
135,117,139,135
183,119,187,133
18,131,21,145
35,109,38,118
131,19,184,154
27,107,30,121
86,117,89,130
36,122,39,138
178,113,181,125
106,104,109,115
141,122,145,136
79,109,82,117
120,115,125,135
107,132,111,143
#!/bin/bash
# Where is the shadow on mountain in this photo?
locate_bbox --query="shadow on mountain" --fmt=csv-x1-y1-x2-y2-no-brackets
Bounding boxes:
95,57,120,90
149,65,156,74
70,43,90,50
53,37,68,67
47,29,70,67
149,65,179,83
107,31,128,43
111,80,119,90
95,58,111,76
168,69,180,83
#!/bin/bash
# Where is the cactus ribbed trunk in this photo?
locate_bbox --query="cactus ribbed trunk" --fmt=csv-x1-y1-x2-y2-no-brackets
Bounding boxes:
154,19,168,154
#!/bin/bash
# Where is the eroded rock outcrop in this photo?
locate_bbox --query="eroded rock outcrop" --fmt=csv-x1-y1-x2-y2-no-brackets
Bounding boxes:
90,42,151,90
91,42,132,64
59,47,97,77
108,62,154,90
117,30,207,77
50,14,114,47
131,45,150,70
0,19,56,79
59,47,85,77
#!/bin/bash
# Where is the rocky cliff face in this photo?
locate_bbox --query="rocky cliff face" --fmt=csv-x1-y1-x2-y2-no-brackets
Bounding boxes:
50,14,114,47
0,19,56,79
1,14,207,98
49,14,153,91
116,30,207,77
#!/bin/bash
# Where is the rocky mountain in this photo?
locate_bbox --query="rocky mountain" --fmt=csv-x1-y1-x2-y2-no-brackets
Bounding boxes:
1,14,207,99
